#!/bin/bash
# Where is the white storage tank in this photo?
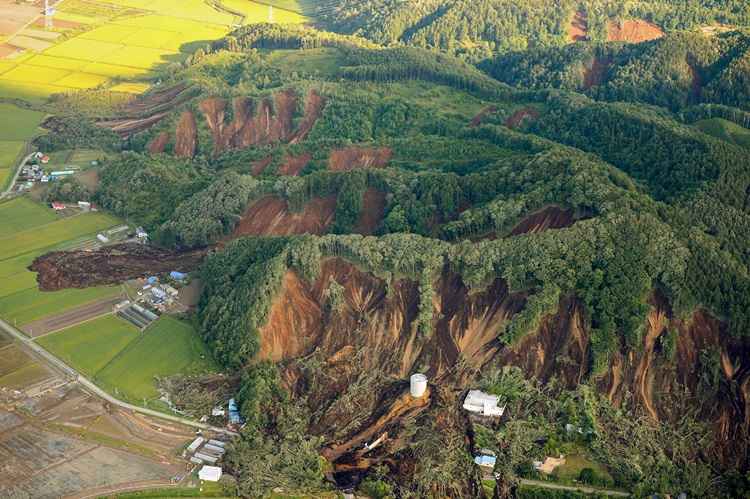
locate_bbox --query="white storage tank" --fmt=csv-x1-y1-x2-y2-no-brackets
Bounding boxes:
410,373,428,398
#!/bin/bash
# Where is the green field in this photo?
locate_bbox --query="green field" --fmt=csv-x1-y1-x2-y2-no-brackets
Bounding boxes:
695,118,750,149
0,104,45,141
37,315,141,377
0,200,122,326
96,316,216,404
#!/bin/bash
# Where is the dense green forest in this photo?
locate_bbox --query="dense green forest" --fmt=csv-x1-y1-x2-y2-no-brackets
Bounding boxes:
48,13,750,498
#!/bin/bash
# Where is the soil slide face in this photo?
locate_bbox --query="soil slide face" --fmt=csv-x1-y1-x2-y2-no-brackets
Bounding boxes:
233,195,336,236
505,107,540,129
29,243,207,291
583,56,612,89
355,188,386,235
509,205,576,235
173,111,197,158
277,152,311,176
147,131,170,154
607,19,664,43
328,146,392,172
569,11,589,42
469,105,498,127
197,89,322,156
251,156,273,176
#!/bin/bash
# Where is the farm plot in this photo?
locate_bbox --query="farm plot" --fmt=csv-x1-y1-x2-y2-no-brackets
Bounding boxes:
0,198,58,235
0,141,24,189
96,316,216,405
0,103,45,141
37,315,141,377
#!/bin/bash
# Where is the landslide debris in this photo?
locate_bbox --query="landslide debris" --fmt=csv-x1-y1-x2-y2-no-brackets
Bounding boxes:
29,243,206,291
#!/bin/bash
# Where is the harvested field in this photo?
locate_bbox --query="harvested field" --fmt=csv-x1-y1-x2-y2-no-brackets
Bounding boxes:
277,152,311,176
505,107,540,129
509,205,576,235
329,146,392,172
32,17,83,30
29,243,207,291
469,105,498,127
0,44,20,59
583,56,612,89
235,195,336,236
569,11,588,42
0,1,39,36
355,188,386,236
607,19,664,43
21,294,125,337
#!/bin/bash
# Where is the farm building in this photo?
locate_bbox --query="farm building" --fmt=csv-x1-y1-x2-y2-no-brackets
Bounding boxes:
198,465,222,482
151,287,167,300
194,452,218,464
187,436,205,454
51,202,65,211
228,398,244,425
96,233,109,243
208,439,226,448
78,201,91,211
170,271,187,281
463,390,505,417
474,454,496,468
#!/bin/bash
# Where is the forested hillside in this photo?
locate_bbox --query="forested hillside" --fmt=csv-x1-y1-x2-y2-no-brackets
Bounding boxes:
34,13,750,499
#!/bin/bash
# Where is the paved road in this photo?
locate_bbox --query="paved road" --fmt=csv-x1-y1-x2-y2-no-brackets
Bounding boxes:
519,478,630,497
0,152,34,199
0,316,237,437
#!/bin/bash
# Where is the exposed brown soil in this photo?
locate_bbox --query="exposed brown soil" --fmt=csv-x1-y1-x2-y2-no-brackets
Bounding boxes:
33,17,82,30
173,111,197,158
583,56,612,89
0,43,19,58
22,295,125,337
469,106,498,127
29,243,207,291
97,112,170,137
277,152,311,176
328,146,392,172
233,195,336,237
355,188,386,235
505,107,540,129
251,156,273,176
607,19,664,43
509,205,576,235
147,131,170,154
569,11,589,42
289,89,325,144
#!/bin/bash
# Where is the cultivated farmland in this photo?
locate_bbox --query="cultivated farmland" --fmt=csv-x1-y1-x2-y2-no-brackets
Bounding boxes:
37,314,141,377
96,316,216,405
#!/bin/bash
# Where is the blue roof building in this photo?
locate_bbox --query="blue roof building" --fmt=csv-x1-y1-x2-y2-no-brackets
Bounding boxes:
170,271,187,281
474,455,496,468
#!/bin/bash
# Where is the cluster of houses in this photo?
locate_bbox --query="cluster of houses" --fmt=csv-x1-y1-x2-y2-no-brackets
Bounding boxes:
136,272,186,312
18,152,77,185
185,436,226,483
462,389,505,473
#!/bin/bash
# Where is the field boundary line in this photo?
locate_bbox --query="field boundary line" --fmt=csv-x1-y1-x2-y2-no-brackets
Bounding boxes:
31,309,118,339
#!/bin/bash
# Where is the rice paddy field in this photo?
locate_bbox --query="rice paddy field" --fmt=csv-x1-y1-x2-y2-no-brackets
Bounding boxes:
0,0,309,103
0,197,122,326
37,314,141,377
95,316,216,405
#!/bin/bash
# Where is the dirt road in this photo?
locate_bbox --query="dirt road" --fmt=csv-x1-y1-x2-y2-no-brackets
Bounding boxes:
518,478,630,497
0,151,33,199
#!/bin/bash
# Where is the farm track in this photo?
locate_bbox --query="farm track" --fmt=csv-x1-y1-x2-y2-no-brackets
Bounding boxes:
0,316,237,436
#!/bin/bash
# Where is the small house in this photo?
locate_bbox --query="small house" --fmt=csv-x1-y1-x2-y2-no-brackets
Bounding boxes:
170,271,187,282
96,233,110,243
51,202,65,211
474,454,497,469
78,201,91,212
151,287,167,300
463,390,505,417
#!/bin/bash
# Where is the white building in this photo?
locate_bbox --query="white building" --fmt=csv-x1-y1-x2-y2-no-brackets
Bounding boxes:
462,390,505,417
198,465,222,482
187,436,204,453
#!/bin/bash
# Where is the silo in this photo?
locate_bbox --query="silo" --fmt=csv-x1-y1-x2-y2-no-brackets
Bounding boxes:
410,373,428,398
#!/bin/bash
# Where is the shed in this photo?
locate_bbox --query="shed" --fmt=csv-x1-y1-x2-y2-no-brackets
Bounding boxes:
96,233,110,243
203,443,226,455
190,456,203,465
187,436,204,453
208,439,226,448
198,465,222,482
170,271,187,281
51,202,65,211
147,276,158,285
194,452,218,464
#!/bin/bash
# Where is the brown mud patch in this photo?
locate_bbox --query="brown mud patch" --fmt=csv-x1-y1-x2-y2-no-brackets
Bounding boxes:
29,243,206,291
277,152,311,176
173,111,197,158
290,89,324,144
607,19,664,43
509,205,576,235
328,147,392,172
469,106,498,127
569,11,588,42
147,131,170,154
505,107,540,129
355,188,386,236
583,56,612,89
251,156,273,176
234,195,336,237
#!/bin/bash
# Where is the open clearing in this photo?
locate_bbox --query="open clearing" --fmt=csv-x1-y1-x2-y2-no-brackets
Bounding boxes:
38,314,141,377
96,316,216,405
